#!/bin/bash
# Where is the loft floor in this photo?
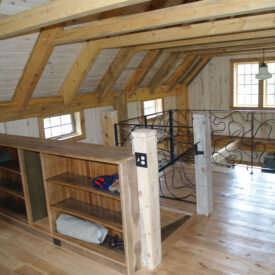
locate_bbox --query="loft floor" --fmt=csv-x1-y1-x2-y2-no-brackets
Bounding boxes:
0,167,275,274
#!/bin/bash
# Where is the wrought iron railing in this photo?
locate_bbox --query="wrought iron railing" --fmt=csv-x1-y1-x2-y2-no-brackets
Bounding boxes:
114,109,275,203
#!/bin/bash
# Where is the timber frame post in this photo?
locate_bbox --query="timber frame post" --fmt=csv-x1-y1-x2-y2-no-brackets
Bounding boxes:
131,129,162,270
193,112,213,216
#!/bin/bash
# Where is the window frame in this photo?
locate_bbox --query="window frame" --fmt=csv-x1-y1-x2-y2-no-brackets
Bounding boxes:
141,98,164,120
230,57,275,110
38,111,86,141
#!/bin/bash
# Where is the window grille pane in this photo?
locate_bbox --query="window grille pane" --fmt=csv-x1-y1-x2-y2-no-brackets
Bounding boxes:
50,116,61,127
43,118,50,128
61,114,72,124
234,62,259,107
43,113,76,139
144,100,155,108
51,126,62,137
44,128,52,139
62,124,73,135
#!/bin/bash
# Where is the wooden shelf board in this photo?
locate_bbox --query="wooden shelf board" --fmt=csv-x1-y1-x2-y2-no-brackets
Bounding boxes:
0,204,27,223
0,134,132,165
0,160,20,174
47,172,120,201
54,231,125,263
51,198,123,233
0,181,24,200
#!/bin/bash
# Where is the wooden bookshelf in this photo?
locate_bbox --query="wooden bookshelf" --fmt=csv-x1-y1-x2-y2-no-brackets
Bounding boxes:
0,204,27,222
0,179,24,200
54,231,125,263
0,160,20,175
47,172,120,201
51,198,123,233
0,134,141,274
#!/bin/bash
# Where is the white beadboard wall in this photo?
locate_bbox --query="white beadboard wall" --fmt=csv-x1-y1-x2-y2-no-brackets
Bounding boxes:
189,53,275,110
81,105,114,144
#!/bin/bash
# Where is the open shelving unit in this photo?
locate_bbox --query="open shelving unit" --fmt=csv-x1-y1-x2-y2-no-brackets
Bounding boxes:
0,146,28,223
0,134,141,274
41,152,126,263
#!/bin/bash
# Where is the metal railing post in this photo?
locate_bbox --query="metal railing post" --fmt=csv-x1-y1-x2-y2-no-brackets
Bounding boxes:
250,112,254,174
169,110,175,163
114,123,119,146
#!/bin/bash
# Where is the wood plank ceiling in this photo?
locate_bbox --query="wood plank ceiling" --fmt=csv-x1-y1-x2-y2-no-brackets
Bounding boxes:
0,0,275,121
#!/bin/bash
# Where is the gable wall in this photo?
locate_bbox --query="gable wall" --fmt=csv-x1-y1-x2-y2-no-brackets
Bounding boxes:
188,53,275,110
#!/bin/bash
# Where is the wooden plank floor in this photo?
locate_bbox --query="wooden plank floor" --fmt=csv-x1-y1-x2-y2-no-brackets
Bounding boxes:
139,166,275,274
0,166,275,274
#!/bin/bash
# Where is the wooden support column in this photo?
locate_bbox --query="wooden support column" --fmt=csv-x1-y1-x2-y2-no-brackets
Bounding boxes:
116,92,128,122
193,112,213,216
132,129,161,270
176,84,188,110
101,110,118,146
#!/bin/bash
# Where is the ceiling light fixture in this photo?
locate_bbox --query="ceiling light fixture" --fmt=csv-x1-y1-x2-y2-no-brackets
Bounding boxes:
256,49,272,80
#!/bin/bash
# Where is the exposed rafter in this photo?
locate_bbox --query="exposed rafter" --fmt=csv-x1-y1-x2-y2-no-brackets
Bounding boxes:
177,56,202,84
58,40,104,105
148,53,181,94
12,25,63,111
184,57,210,85
104,13,275,48
0,0,149,40
167,55,196,91
123,49,162,97
54,1,275,45
96,48,136,103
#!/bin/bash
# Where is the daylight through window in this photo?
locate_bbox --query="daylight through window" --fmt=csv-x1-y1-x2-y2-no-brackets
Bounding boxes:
232,59,275,109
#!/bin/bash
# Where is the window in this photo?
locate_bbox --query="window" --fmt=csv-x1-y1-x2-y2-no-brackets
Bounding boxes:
232,58,275,109
142,98,163,119
39,111,85,141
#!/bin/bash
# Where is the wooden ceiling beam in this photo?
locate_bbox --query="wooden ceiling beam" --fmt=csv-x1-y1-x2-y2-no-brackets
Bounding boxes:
12,25,63,111
135,29,275,51
148,53,181,94
0,0,148,40
166,37,275,53
203,49,275,57
58,40,104,105
166,55,196,91
184,57,210,85
184,42,275,56
96,48,135,103
104,13,275,49
54,1,275,45
0,85,184,123
123,49,162,97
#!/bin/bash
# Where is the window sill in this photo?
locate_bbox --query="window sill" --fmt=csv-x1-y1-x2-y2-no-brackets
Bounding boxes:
57,133,86,142
232,107,275,111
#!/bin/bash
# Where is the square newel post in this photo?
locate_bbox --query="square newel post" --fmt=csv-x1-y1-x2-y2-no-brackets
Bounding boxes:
193,112,213,216
131,129,162,270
